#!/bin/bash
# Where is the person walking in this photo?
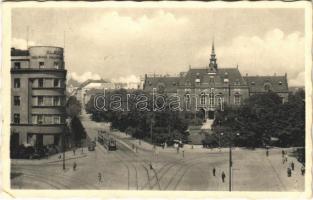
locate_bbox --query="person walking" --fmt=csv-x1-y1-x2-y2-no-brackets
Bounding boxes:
287,167,292,177
213,168,216,176
282,150,285,158
73,148,76,156
266,148,269,157
301,165,305,175
73,162,77,171
291,161,295,171
221,171,226,183
98,172,102,183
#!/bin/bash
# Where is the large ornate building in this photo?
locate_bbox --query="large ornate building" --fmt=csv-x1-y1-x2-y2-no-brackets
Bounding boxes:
11,46,67,148
143,43,289,119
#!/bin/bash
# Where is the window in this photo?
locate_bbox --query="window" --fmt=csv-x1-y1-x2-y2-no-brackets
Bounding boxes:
39,62,45,68
209,92,214,107
185,94,191,109
279,81,282,85
234,95,241,105
54,79,60,88
53,96,61,106
14,62,21,69
54,62,59,69
200,93,206,105
264,83,272,92
38,115,43,124
14,96,20,106
14,78,20,88
13,113,20,124
251,81,255,85
209,76,215,84
38,78,44,88
38,96,44,106
53,116,61,124
32,115,37,124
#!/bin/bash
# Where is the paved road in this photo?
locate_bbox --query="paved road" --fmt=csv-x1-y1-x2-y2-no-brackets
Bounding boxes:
11,113,305,191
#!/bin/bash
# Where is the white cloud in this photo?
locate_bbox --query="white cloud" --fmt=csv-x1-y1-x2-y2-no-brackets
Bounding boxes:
196,29,304,86
12,38,36,50
68,71,101,83
289,71,305,87
112,74,141,84
80,10,189,42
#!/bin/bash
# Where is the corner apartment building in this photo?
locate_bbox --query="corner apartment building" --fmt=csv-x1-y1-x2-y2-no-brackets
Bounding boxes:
11,46,67,148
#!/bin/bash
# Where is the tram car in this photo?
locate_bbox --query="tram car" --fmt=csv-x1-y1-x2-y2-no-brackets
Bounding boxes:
98,130,117,151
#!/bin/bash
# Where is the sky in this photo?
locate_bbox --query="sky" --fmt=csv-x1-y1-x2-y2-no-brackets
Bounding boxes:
12,7,305,86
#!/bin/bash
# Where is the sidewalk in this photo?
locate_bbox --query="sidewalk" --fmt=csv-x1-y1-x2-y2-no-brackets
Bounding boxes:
110,130,238,154
11,148,88,166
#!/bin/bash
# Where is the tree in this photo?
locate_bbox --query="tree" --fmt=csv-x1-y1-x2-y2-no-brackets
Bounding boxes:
71,116,87,147
213,91,305,148
66,96,82,118
85,90,189,145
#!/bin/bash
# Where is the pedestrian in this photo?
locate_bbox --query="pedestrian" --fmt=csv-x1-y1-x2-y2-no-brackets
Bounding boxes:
213,168,216,176
266,148,269,157
221,171,226,183
73,162,77,171
282,150,285,158
58,154,62,160
149,163,153,170
291,161,295,171
287,167,292,177
301,165,305,175
182,150,185,158
73,148,76,156
98,172,102,183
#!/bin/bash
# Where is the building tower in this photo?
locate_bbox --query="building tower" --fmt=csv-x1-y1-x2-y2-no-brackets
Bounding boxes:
11,46,67,149
208,42,218,71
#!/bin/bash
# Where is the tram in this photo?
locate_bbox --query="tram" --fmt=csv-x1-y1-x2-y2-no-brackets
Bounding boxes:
98,130,117,151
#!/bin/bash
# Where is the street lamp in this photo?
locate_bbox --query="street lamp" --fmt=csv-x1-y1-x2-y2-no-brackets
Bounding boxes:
229,132,240,192
219,132,224,149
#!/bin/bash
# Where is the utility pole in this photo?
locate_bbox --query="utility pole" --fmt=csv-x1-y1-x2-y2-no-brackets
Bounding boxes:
150,118,153,145
62,129,66,170
229,143,232,191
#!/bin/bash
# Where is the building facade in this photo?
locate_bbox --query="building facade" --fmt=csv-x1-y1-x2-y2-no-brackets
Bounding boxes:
143,43,289,119
11,46,67,148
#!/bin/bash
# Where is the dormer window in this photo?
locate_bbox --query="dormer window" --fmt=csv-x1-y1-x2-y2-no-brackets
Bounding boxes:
251,81,255,85
278,81,282,85
224,78,229,83
264,83,272,92
195,78,201,83
235,79,240,85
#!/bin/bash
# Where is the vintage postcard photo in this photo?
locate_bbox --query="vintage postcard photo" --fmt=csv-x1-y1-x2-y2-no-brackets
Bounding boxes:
1,1,312,198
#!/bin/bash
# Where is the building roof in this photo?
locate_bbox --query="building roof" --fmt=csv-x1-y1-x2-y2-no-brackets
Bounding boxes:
244,75,288,93
178,67,247,87
11,48,29,56
144,76,180,93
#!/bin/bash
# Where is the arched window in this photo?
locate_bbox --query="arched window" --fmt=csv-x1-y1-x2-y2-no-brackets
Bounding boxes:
157,83,165,93
209,92,214,107
264,83,272,92
185,93,191,109
234,93,241,105
200,92,206,105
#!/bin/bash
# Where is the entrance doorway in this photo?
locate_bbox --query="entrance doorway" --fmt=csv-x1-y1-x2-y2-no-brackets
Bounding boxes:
208,111,215,119
196,108,206,121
